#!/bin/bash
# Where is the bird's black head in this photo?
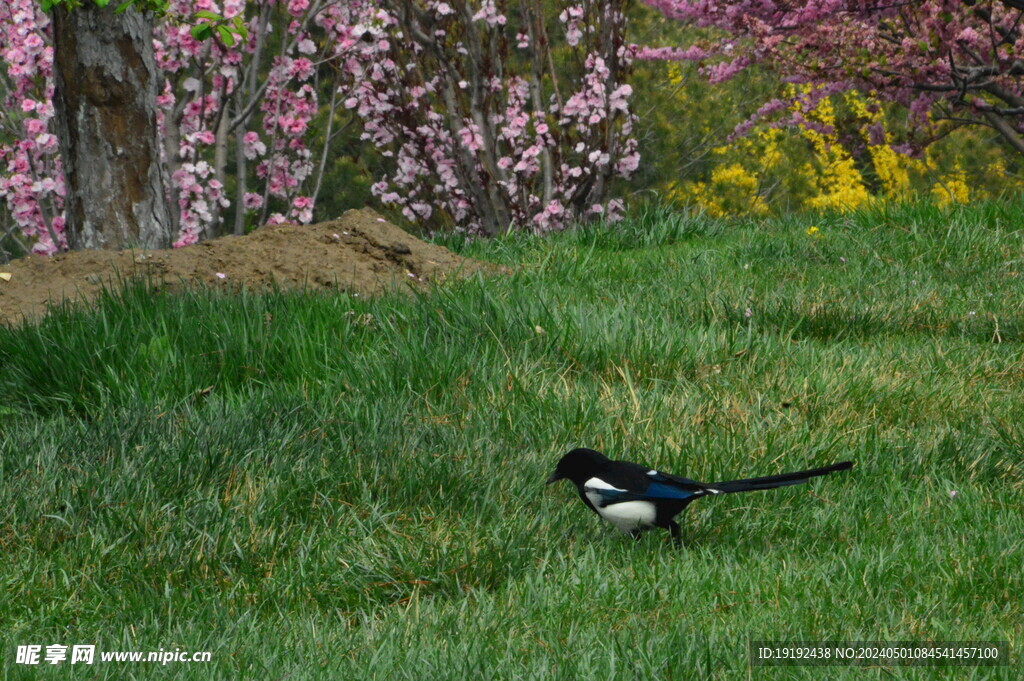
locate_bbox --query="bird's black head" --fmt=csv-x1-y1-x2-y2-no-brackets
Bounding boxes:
546,448,609,486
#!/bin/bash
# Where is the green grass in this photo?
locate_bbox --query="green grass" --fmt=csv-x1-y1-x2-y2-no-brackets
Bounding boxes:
1,199,1022,679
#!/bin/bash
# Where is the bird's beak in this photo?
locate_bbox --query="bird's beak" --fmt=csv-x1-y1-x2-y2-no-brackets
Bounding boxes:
545,470,563,485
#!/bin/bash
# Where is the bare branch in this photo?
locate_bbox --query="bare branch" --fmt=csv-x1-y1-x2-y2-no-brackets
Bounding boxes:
982,109,1024,155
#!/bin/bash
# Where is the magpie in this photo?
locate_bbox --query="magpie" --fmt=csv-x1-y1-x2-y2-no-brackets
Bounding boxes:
546,448,853,544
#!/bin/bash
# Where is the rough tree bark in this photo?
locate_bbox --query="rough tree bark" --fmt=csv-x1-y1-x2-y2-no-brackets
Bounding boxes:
51,3,172,250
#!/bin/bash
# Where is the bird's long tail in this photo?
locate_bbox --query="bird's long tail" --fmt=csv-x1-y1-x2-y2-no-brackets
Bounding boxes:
709,461,853,494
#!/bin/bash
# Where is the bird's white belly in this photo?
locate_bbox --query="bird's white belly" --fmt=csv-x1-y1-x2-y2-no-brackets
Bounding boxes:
589,497,657,534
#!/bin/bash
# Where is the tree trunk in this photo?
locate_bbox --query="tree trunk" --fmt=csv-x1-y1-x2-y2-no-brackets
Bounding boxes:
52,3,172,250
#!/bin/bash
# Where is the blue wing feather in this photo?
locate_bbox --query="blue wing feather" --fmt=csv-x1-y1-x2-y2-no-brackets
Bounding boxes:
587,479,699,507
642,481,699,500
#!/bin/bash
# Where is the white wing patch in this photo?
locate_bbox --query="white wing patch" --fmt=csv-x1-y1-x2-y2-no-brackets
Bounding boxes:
583,476,656,534
647,470,658,476
583,477,626,492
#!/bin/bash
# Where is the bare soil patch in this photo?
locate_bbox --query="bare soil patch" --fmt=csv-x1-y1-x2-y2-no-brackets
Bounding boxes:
0,208,498,326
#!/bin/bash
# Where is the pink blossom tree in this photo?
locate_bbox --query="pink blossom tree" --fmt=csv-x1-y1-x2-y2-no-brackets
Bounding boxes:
1,0,637,256
353,0,638,234
639,0,1024,157
0,0,242,254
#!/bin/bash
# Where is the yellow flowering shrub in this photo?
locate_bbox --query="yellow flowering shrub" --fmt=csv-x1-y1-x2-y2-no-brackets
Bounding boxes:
628,19,1024,217
931,166,971,207
844,92,920,200
799,94,871,212
673,162,769,217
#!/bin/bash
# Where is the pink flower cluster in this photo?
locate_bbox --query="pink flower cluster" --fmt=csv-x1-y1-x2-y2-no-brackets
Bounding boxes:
0,0,65,254
352,0,637,235
157,0,338,246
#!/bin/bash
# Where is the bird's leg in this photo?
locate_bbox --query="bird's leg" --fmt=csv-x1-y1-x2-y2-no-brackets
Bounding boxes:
668,520,683,548
628,528,644,541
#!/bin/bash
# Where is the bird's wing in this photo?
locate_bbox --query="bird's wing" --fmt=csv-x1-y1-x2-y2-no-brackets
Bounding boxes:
645,469,723,494
644,469,703,488
583,472,707,507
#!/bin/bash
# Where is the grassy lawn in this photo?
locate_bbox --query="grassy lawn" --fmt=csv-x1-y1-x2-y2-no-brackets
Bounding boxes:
1,200,1022,679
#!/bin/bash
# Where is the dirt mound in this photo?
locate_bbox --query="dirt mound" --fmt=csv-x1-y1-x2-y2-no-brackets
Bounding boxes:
0,208,498,327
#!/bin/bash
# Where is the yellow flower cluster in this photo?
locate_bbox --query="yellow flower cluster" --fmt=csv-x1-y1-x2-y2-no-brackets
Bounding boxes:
659,70,1023,217
845,92,918,200
759,128,783,169
931,166,971,207
666,63,685,87
671,162,769,218
800,93,871,212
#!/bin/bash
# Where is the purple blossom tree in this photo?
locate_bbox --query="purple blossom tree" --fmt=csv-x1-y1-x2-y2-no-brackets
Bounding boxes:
639,0,1024,157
